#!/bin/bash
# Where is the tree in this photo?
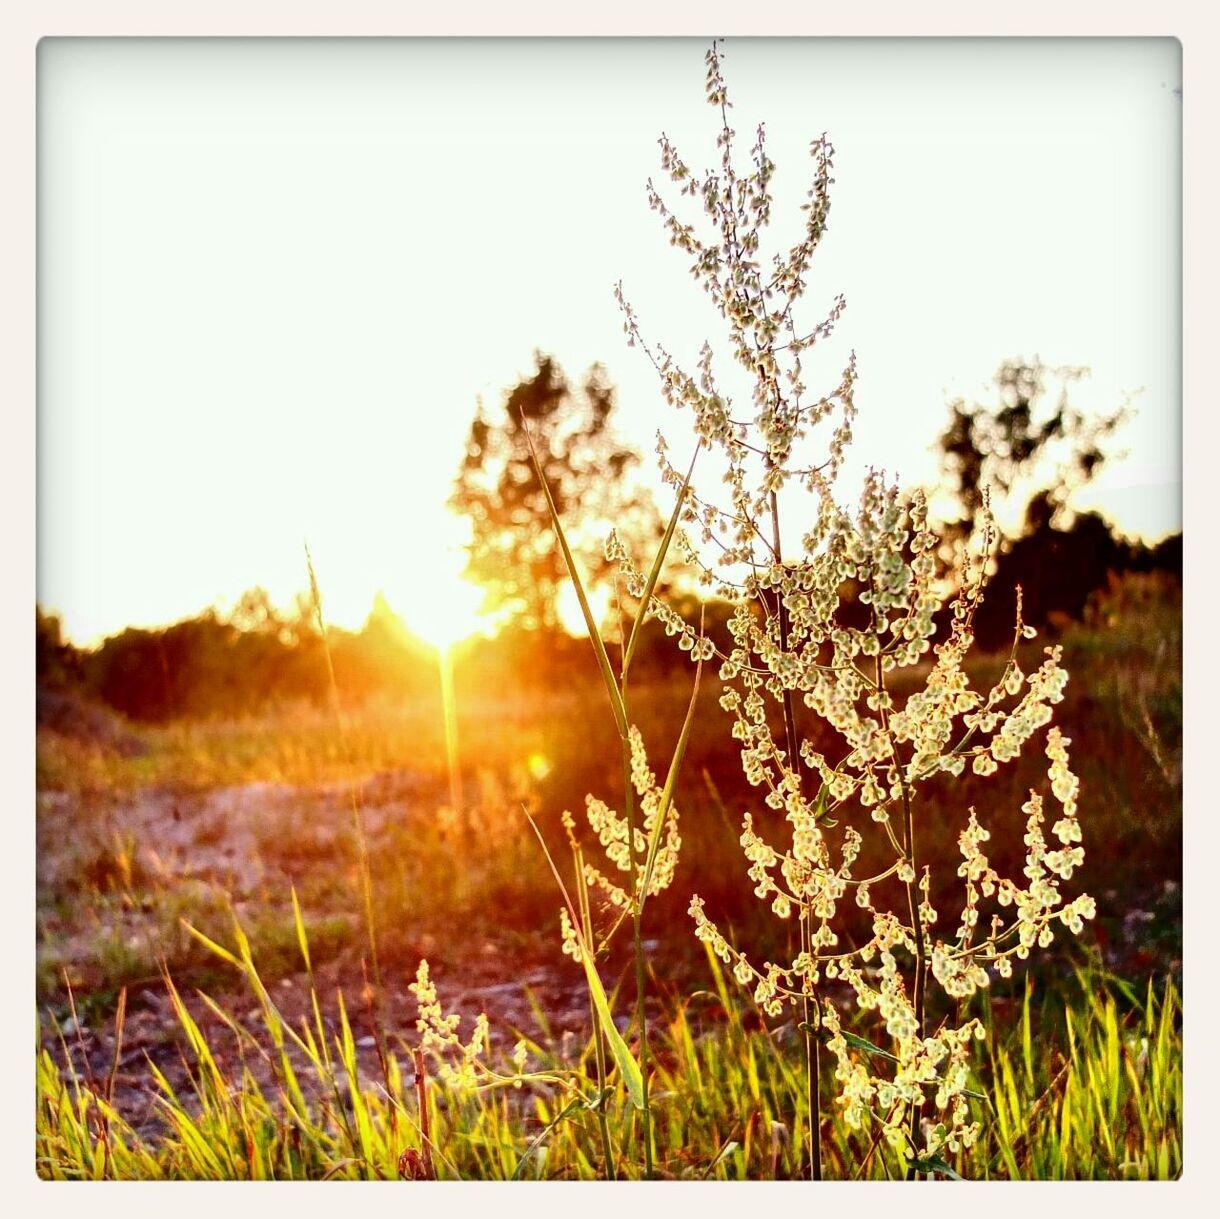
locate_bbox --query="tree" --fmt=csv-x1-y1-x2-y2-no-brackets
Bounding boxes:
36,608,82,693
450,352,658,632
934,359,1145,647
936,357,1129,555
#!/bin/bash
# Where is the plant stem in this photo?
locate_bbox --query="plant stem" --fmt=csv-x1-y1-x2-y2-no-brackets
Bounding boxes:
769,489,822,1182
577,856,617,1181
873,649,928,1178
631,904,653,1178
621,674,654,1179
901,777,927,1177
589,999,618,1180
413,1048,436,1180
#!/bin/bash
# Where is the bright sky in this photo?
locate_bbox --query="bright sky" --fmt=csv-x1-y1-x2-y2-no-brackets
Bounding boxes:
37,38,1181,648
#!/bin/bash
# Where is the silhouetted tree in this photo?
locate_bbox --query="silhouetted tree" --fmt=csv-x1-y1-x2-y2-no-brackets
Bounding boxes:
971,503,1135,649
937,358,1129,557
450,352,658,632
36,608,83,692
928,359,1183,648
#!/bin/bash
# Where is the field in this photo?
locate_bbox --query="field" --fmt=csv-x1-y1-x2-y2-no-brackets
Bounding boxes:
35,572,1182,1180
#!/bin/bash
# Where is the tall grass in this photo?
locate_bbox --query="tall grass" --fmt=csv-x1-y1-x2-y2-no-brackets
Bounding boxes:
523,416,703,1178
36,913,1180,1181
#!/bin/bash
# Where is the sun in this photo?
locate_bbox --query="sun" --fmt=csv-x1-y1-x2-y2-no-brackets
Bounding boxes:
400,574,490,652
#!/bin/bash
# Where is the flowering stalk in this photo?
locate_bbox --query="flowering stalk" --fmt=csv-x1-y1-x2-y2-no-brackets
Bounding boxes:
618,41,1096,1178
408,957,610,1179
618,682,653,1176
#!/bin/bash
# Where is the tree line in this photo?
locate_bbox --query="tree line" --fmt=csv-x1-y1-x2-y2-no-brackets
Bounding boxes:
37,353,1180,724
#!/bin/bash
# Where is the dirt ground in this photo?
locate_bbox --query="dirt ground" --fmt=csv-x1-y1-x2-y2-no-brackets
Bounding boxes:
36,769,661,1138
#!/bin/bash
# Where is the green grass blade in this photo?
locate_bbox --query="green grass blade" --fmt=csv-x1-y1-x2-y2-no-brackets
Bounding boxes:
291,886,313,975
581,952,644,1110
640,654,703,907
622,444,699,680
522,422,628,738
179,920,242,971
839,1030,900,1064
524,814,644,1110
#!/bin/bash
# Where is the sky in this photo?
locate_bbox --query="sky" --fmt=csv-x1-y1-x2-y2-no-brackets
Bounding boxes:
37,37,1182,648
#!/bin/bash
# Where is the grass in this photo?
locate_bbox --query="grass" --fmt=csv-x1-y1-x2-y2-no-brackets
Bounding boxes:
36,915,1181,1181
36,588,1182,957
35,574,1182,1179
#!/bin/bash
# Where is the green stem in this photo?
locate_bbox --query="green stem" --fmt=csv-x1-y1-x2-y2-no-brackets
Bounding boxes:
579,904,617,1179
621,674,654,1179
632,905,653,1178
769,489,822,1182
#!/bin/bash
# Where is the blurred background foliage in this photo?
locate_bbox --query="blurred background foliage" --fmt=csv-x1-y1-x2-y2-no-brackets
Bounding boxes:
37,355,1180,724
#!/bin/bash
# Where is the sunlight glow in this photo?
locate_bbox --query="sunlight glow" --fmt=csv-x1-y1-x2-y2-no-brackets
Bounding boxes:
36,42,1180,649
557,582,614,641
394,557,491,653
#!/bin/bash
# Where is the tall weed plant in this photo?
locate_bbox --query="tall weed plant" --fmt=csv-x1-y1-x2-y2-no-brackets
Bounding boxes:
604,42,1097,1179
